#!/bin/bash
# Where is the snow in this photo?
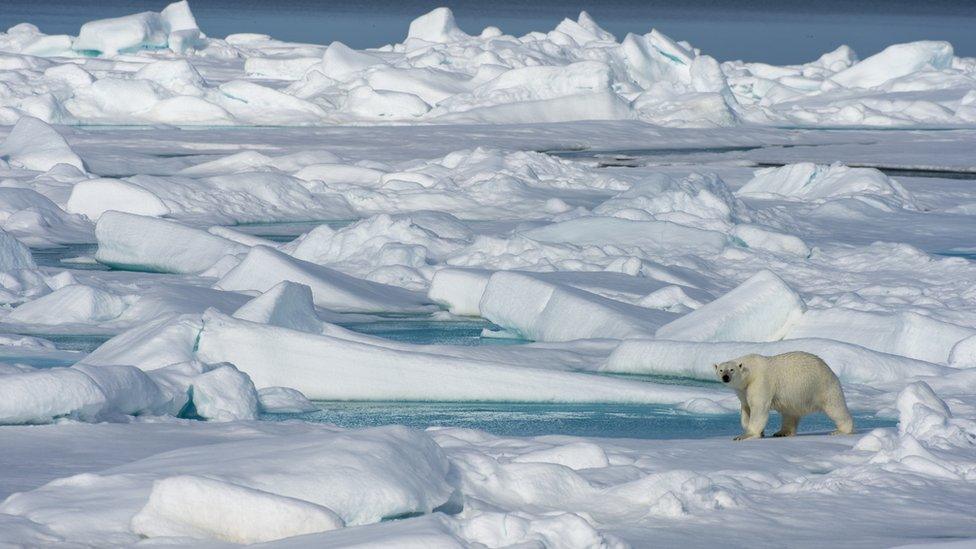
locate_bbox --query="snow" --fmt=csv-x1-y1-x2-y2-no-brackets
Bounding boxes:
0,117,84,172
95,211,247,274
232,281,324,334
131,475,345,543
216,246,434,314
195,309,723,404
478,270,670,341
656,270,806,342
189,363,260,421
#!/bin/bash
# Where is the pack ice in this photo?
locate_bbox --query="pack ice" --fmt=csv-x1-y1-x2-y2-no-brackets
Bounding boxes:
0,4,974,127
1,2,976,548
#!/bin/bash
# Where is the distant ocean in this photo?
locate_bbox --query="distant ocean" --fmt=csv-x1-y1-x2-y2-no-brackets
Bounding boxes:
2,0,974,64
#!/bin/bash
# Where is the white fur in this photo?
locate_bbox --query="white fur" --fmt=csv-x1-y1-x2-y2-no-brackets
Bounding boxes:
714,352,854,441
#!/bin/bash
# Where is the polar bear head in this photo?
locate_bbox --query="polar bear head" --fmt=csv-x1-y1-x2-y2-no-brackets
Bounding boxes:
714,359,749,389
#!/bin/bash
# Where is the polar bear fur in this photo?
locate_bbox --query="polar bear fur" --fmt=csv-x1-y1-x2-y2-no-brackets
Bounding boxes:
714,352,853,441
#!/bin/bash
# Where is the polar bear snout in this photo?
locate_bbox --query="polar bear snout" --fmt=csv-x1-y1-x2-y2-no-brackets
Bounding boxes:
722,374,731,383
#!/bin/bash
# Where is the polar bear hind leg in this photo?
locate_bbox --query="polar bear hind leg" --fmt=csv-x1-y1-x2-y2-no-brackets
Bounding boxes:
773,414,799,437
824,391,854,435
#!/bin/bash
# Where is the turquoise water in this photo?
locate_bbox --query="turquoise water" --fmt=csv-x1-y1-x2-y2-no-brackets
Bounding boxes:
262,401,896,439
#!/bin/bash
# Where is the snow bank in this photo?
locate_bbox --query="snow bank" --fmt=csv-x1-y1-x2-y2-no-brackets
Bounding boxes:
478,271,671,341
831,41,954,89
0,227,37,271
216,246,433,314
0,368,105,424
520,216,728,255
95,212,247,274
787,309,976,364
4,284,126,325
737,163,917,210
0,117,84,172
656,270,805,342
195,309,722,404
592,172,748,232
604,338,950,385
257,386,318,413
131,475,344,543
0,426,454,542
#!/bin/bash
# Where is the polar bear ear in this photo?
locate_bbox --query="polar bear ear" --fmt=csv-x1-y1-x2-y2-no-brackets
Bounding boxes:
738,363,748,373
713,363,718,370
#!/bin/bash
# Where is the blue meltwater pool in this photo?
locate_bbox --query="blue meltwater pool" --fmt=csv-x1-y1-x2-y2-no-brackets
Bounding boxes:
262,401,895,439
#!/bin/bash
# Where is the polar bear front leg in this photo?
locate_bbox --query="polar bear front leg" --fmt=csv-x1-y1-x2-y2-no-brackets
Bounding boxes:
734,397,768,441
739,403,751,431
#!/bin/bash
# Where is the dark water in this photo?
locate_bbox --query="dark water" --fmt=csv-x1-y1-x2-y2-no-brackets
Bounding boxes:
262,401,896,439
340,319,525,346
231,220,356,243
31,244,104,270
2,0,974,64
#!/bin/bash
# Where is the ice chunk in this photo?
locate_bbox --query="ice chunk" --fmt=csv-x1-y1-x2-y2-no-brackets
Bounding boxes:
133,59,206,96
196,310,722,404
787,309,975,364
428,268,490,316
478,271,671,342
406,8,469,45
656,270,805,342
189,364,259,421
0,117,84,172
831,41,954,89
257,386,318,413
520,216,728,255
737,163,917,210
0,227,37,271
95,212,247,274
216,246,433,314
159,0,205,53
80,314,202,371
72,363,165,416
4,284,126,325
132,475,344,543
948,335,976,368
233,281,323,334
604,338,949,385
0,368,105,424
72,1,203,56
318,42,386,80
344,86,430,118
72,11,168,56
730,224,810,257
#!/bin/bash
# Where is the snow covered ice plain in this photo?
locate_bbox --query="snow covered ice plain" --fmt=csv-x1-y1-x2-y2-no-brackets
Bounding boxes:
1,2,976,547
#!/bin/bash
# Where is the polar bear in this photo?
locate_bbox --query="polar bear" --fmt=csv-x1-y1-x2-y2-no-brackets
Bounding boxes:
714,352,854,441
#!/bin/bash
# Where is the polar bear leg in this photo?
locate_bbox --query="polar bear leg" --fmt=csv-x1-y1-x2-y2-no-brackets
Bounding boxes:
773,414,799,437
734,399,768,441
825,404,854,435
740,404,751,431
